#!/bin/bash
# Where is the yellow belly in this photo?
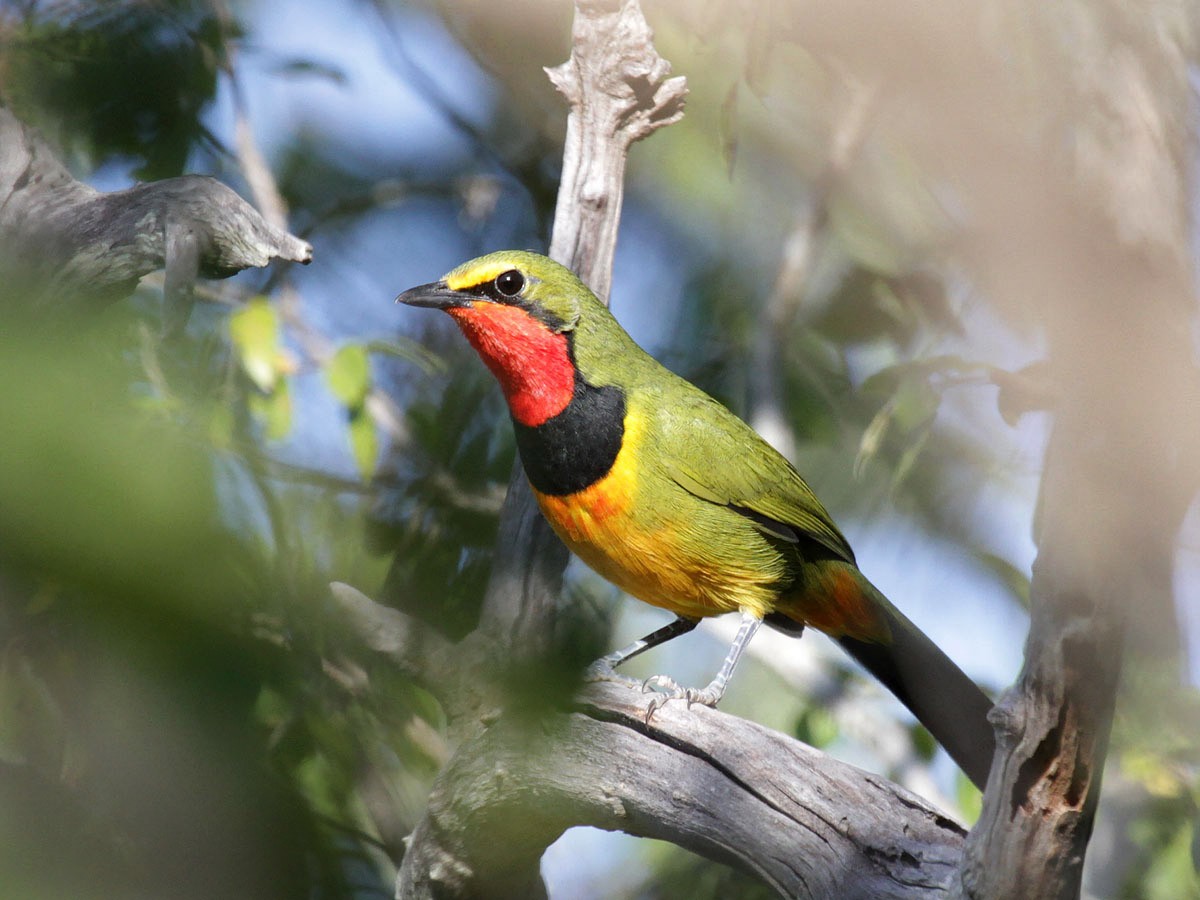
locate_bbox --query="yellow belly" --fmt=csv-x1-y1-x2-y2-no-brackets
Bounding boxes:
529,408,784,620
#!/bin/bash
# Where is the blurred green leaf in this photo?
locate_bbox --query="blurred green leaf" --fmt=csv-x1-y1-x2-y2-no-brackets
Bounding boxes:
326,344,371,409
956,774,983,826
718,80,739,178
250,376,293,441
4,2,221,179
884,271,962,335
1193,811,1200,880
856,368,943,487
636,837,778,900
208,400,236,450
859,355,981,400
230,299,283,392
348,408,379,480
1142,819,1200,900
827,190,907,277
909,722,937,762
1124,748,1193,800
891,412,934,491
0,325,236,612
793,705,839,749
855,399,892,477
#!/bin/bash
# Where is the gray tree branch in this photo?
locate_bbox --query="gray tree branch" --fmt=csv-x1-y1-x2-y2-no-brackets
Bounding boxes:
0,106,311,323
335,576,972,898
408,681,969,900
398,681,967,900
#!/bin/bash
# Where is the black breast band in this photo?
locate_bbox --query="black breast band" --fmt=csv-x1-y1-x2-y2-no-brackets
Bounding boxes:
513,380,626,496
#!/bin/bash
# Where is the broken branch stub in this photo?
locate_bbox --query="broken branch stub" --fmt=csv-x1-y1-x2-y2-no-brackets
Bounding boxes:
0,106,311,323
543,0,687,304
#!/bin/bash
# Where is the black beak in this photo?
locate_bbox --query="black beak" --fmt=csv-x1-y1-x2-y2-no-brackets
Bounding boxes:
395,280,469,309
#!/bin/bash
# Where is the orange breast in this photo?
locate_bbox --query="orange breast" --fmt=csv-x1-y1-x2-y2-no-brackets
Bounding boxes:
535,483,628,546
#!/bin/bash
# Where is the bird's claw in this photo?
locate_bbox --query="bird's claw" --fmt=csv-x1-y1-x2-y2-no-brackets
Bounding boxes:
639,675,720,722
643,693,668,722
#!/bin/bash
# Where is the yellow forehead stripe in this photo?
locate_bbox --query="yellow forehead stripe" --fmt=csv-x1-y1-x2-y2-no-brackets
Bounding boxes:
444,259,518,292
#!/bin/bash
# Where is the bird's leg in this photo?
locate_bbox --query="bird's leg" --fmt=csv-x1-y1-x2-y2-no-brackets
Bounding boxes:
643,611,762,720
585,616,700,688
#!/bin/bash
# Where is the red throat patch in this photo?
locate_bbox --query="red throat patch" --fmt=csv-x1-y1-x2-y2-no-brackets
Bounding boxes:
447,304,576,427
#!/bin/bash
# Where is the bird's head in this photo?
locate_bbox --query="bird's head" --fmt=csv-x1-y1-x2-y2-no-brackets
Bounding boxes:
397,250,606,427
397,249,591,329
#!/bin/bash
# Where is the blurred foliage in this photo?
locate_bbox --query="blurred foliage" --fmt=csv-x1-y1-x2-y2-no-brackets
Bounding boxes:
371,351,513,639
1106,664,1200,899
326,343,380,478
0,309,396,899
230,297,295,438
0,0,223,179
0,0,1195,898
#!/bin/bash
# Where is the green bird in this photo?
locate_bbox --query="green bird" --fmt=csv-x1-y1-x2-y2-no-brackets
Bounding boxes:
397,250,995,788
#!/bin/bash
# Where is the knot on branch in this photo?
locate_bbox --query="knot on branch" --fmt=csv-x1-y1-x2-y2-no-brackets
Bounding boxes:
987,688,1025,747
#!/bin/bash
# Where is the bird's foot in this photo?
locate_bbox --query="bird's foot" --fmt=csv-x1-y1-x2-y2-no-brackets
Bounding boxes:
640,674,722,722
583,657,642,690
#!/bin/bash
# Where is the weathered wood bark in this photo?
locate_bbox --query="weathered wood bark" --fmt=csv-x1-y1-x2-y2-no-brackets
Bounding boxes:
329,581,969,899
0,106,311,324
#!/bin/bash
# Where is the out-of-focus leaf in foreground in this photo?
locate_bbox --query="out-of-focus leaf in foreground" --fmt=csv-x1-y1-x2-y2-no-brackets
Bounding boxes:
0,321,239,613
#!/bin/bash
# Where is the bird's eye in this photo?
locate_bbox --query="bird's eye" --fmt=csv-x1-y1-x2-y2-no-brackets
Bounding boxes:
495,269,525,297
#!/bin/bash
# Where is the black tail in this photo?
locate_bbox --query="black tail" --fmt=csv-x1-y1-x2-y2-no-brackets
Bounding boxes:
836,596,996,790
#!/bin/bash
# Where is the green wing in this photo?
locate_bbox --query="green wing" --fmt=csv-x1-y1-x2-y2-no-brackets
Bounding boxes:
651,383,856,564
